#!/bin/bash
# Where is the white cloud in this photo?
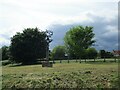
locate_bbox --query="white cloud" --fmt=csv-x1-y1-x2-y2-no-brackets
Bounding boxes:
0,0,118,48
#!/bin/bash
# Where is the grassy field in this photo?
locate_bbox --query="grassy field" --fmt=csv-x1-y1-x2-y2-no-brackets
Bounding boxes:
2,60,119,89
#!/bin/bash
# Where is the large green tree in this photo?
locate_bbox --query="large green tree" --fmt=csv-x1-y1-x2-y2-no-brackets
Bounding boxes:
9,28,49,64
64,26,95,59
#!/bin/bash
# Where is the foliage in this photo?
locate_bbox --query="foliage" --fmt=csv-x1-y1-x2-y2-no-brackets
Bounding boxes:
1,45,9,60
100,50,106,58
51,45,66,60
64,25,95,58
9,28,51,64
105,51,114,58
99,50,114,58
86,48,98,59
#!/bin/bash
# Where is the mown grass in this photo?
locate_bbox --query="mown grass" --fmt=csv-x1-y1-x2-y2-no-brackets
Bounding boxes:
2,60,119,89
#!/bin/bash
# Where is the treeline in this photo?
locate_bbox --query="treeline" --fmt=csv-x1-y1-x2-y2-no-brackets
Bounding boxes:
50,46,114,60
0,26,115,65
1,45,114,61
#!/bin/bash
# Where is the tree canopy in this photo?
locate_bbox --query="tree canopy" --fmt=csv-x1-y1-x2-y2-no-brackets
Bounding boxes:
9,28,51,64
99,50,113,58
86,48,98,59
64,25,95,58
51,45,66,60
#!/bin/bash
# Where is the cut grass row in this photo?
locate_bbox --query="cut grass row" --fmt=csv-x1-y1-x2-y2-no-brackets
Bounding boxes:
2,62,118,74
2,62,119,89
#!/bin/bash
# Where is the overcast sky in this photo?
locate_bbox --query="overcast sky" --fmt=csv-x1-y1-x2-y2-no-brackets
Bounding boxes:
0,0,119,51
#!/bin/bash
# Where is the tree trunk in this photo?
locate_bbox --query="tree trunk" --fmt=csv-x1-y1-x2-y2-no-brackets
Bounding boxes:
79,59,81,63
104,58,105,62
114,57,116,62
53,59,55,64
68,54,70,63
94,58,95,62
60,60,62,63
68,59,69,63
76,59,77,62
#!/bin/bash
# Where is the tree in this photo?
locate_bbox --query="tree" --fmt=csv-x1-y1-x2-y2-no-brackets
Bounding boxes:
86,48,98,61
100,50,114,58
1,46,9,60
51,46,66,61
64,26,95,59
99,50,106,62
99,50,106,58
9,28,49,64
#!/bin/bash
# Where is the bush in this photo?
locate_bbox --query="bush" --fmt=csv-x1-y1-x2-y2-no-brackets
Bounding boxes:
51,46,66,60
86,48,98,59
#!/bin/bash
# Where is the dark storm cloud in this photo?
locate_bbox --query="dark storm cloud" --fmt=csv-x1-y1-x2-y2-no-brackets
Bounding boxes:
49,14,118,51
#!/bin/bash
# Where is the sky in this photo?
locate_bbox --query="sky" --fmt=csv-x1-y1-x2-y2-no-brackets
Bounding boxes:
0,0,119,51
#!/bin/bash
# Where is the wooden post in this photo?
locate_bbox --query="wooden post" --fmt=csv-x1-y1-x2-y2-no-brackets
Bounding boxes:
67,53,70,63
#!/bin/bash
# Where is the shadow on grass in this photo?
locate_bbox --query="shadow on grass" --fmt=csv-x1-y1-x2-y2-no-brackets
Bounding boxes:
9,62,42,67
9,61,54,67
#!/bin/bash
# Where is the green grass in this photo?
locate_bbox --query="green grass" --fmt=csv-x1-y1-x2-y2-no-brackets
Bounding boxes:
2,61,119,89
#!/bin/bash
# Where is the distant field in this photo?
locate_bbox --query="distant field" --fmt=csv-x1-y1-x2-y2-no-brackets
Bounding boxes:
2,60,119,89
